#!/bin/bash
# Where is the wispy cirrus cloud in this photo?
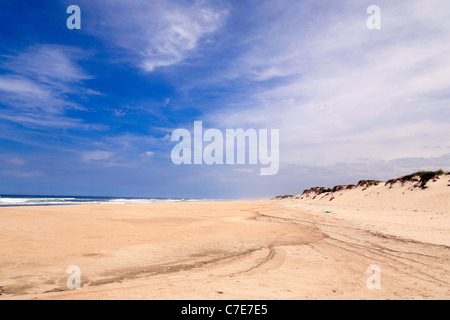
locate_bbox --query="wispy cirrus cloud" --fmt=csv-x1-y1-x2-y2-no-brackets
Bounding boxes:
82,150,113,162
83,0,229,72
0,45,102,128
1,157,26,166
3,45,91,85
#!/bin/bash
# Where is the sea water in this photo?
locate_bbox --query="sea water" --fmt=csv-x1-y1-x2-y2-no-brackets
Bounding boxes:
0,195,214,207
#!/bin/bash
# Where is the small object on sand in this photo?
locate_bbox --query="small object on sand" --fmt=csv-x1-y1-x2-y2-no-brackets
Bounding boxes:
217,291,223,294
325,211,332,214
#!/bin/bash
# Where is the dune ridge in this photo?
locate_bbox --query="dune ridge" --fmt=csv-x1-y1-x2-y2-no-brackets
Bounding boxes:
275,170,449,212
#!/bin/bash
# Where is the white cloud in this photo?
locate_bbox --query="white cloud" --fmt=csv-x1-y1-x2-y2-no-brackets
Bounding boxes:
82,150,113,162
0,45,103,129
0,75,48,95
85,0,229,71
0,113,88,129
3,157,26,165
163,98,171,107
143,151,155,157
3,45,91,85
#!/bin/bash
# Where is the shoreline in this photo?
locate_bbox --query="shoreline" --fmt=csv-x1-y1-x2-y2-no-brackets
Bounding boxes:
0,197,235,208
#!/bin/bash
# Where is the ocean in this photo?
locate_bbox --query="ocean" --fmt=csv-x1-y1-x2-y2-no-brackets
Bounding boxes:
0,195,212,207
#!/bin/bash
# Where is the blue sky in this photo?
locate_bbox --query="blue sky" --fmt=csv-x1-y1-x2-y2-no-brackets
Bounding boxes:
0,0,449,199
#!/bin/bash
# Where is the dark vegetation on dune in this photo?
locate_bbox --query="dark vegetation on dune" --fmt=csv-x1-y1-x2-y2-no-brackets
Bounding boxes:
272,194,295,200
357,180,382,188
331,184,355,193
385,170,446,189
320,188,332,194
273,170,448,199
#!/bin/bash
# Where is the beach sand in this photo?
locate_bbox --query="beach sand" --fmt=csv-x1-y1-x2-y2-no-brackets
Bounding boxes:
0,178,449,299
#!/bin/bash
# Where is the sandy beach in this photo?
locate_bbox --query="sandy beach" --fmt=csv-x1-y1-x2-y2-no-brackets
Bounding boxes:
0,175,449,300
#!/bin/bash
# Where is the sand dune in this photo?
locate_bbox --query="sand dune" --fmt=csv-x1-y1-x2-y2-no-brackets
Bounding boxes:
0,175,449,300
288,172,450,246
